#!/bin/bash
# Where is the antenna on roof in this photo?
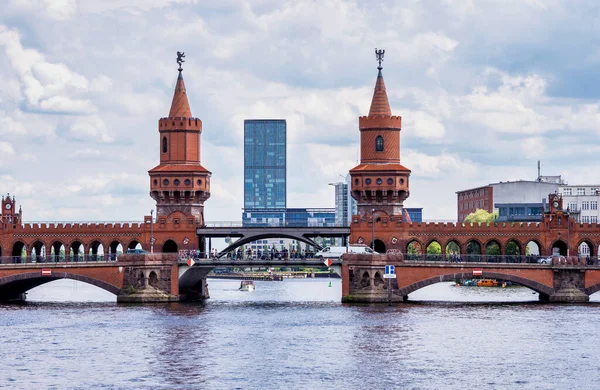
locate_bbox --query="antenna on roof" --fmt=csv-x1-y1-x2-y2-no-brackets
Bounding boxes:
537,160,541,181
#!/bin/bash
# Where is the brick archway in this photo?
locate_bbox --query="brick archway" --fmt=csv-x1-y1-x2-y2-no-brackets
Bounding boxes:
0,272,121,296
396,271,554,298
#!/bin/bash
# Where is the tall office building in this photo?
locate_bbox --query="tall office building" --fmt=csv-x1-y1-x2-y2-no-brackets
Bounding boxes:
331,174,357,227
244,119,286,210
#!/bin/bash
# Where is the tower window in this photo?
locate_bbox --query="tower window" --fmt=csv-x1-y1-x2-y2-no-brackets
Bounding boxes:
376,136,384,152
162,137,168,153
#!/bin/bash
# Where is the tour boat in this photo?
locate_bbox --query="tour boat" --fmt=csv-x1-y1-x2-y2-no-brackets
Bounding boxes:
476,279,498,287
239,280,256,291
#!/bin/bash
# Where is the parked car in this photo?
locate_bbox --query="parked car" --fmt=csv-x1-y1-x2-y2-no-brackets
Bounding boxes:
126,248,149,254
537,257,552,264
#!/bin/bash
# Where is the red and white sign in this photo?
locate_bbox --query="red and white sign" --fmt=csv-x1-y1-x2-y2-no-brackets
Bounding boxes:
324,259,333,267
187,258,195,267
41,269,52,276
473,268,482,276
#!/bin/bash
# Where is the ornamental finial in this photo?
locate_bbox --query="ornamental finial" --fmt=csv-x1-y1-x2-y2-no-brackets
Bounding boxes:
375,48,385,70
176,51,186,72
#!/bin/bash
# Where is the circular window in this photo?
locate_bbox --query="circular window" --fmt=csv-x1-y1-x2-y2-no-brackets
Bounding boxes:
354,179,359,185
153,179,158,185
387,178,393,185
376,178,383,185
365,178,372,185
174,179,180,186
163,179,169,185
184,179,191,185
197,179,202,185
400,178,405,184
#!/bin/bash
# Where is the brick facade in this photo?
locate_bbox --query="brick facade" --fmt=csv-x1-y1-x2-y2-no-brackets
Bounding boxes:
456,185,493,222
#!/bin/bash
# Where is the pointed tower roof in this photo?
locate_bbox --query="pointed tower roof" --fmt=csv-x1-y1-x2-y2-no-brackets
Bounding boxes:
368,69,392,117
168,71,192,118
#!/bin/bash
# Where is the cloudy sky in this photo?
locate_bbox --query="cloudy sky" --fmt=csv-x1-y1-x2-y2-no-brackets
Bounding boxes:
0,0,599,223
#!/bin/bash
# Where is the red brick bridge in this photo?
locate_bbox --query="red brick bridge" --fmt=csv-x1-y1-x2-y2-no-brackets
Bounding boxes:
341,254,600,303
0,254,211,302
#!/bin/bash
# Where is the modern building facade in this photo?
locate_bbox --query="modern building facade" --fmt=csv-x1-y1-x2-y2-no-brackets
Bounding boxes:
456,178,563,222
243,119,286,210
330,174,357,227
405,208,423,223
559,185,600,224
495,203,545,222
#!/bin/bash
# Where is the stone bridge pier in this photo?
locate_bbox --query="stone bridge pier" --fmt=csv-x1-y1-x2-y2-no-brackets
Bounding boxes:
341,254,598,304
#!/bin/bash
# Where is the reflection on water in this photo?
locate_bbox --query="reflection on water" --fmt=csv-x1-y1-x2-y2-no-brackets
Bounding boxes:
1,279,600,388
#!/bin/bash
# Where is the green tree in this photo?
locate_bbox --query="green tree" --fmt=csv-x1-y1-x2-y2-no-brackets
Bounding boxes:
464,209,498,223
426,242,441,254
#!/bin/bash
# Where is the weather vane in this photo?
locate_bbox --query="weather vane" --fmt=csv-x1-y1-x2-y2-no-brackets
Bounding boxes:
176,51,186,72
375,48,385,70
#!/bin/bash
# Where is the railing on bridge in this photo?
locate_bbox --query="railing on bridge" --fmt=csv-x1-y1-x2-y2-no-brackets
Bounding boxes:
404,254,600,266
202,221,350,228
0,254,118,265
178,250,319,262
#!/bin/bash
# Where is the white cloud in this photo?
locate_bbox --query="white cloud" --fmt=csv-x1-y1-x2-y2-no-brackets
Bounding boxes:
0,141,15,155
0,0,598,228
67,115,113,143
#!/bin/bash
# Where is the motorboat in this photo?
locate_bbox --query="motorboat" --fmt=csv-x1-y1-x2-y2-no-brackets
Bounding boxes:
239,280,255,291
476,279,498,287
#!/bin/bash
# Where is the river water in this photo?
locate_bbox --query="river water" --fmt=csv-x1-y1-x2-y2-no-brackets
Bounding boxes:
1,279,600,389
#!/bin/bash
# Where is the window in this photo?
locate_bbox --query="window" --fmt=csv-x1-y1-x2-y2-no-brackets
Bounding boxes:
582,215,590,223
174,179,180,186
163,179,169,185
591,216,598,224
162,137,168,153
582,201,590,210
563,188,572,196
184,179,191,185
376,178,382,185
569,202,577,211
375,136,384,152
578,188,585,195
365,178,372,185
387,178,393,185
591,201,598,210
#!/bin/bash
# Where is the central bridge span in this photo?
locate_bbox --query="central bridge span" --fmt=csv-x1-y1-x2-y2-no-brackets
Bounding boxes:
197,223,350,257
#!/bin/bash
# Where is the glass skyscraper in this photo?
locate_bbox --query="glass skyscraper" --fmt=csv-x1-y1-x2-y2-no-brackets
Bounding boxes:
244,119,286,210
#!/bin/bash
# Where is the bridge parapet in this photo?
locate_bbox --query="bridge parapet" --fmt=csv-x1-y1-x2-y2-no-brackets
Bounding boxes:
19,221,145,231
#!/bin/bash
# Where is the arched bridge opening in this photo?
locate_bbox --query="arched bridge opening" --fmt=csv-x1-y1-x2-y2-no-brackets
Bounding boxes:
217,233,323,258
0,272,121,301
397,271,554,300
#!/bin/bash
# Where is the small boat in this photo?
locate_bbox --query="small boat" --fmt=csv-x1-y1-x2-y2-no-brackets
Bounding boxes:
476,279,498,287
239,280,255,291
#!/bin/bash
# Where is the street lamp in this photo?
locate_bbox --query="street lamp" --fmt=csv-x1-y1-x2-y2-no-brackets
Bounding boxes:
566,208,570,258
150,209,155,254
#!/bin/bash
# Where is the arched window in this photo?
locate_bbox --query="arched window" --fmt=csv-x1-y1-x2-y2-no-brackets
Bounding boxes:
162,137,168,153
376,136,384,152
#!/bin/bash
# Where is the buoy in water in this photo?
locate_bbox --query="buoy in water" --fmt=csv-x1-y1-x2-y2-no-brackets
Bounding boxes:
328,281,332,287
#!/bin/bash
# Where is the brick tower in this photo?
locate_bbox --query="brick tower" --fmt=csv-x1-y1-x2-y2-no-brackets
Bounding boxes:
149,56,211,224
350,50,411,220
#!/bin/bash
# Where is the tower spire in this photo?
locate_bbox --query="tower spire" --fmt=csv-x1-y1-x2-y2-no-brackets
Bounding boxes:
368,48,391,117
169,51,191,118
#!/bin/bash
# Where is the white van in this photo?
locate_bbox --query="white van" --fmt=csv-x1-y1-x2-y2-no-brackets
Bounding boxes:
315,245,375,259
